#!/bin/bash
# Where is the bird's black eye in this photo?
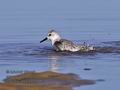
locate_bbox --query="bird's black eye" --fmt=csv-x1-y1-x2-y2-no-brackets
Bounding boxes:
48,34,51,36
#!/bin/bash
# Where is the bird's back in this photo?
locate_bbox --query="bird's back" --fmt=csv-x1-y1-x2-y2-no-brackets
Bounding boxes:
54,39,79,51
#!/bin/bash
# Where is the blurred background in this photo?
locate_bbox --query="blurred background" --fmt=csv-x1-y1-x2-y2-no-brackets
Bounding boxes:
0,0,120,43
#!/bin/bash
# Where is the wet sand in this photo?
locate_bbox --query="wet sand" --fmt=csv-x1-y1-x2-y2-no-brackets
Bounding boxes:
0,71,95,90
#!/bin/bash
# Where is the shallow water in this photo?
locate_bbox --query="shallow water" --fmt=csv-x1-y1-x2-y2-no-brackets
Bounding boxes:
0,0,120,90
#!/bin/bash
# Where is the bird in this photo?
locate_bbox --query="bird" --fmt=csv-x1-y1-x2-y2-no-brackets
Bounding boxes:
40,30,94,52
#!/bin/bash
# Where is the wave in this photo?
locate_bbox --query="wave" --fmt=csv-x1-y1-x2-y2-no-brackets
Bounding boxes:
0,41,120,57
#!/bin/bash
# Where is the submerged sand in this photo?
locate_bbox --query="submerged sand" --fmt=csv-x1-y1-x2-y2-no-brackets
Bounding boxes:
0,71,95,90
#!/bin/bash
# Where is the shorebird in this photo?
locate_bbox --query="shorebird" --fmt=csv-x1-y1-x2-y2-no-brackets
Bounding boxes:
40,30,94,52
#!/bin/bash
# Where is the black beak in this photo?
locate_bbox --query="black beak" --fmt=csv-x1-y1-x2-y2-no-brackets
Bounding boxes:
40,37,47,43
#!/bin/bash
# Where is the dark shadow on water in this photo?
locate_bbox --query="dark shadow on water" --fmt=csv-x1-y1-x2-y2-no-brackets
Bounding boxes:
95,46,120,53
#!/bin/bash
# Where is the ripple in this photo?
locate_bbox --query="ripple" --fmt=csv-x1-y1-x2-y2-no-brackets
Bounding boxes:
0,41,120,59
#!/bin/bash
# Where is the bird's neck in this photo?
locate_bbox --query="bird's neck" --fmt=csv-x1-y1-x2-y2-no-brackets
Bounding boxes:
51,38,61,45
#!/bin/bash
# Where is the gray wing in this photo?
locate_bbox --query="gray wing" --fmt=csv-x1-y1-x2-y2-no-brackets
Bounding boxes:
54,39,77,51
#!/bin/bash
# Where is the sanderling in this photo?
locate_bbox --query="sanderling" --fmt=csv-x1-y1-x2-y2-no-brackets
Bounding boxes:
40,30,94,52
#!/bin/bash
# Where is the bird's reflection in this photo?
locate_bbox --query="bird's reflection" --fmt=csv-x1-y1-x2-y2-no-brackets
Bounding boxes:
48,53,60,72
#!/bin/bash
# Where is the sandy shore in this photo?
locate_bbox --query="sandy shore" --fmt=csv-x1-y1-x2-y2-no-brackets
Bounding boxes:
0,71,95,90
